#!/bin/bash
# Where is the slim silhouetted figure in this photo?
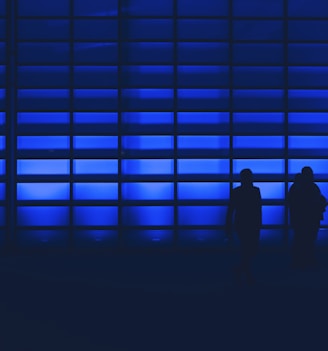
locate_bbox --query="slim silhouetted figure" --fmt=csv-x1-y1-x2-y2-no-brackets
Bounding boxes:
226,169,262,284
288,166,327,270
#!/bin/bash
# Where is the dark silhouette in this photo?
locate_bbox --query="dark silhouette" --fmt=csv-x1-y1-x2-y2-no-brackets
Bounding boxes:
225,169,262,285
288,166,327,270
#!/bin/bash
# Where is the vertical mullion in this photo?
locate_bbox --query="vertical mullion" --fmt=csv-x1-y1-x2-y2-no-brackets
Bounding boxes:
118,0,122,248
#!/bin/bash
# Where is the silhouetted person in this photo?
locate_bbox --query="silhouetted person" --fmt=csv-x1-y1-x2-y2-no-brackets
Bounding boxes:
288,167,327,270
226,169,262,285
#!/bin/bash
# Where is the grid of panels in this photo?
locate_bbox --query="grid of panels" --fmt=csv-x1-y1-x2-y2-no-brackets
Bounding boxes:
7,0,328,249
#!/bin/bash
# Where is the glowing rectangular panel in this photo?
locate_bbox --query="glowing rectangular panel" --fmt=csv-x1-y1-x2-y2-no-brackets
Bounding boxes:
122,206,174,226
289,137,328,156
122,89,173,110
122,112,173,125
122,136,173,150
289,160,328,176
122,160,173,175
17,183,70,200
18,112,70,124
73,183,118,200
18,136,69,150
122,182,173,200
74,112,117,124
74,206,118,225
74,136,117,149
178,206,226,225
234,136,284,149
17,206,69,226
289,90,328,110
17,160,69,175
288,113,328,133
262,206,284,225
233,160,285,174
233,90,284,110
233,182,285,200
178,182,229,200
178,89,229,109
178,160,229,175
73,160,117,175
233,112,284,133
0,183,5,200
178,136,229,149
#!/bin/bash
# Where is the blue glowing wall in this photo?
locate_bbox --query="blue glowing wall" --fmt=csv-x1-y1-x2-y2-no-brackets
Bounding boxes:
5,0,328,248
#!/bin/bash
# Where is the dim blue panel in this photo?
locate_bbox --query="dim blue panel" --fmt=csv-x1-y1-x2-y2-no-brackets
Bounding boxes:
74,43,118,64
122,66,173,87
178,20,229,40
18,89,69,110
178,112,229,129
178,0,228,16
0,160,5,175
17,160,69,175
74,67,117,88
74,206,117,226
122,160,173,175
122,0,173,16
289,0,328,17
179,206,226,225
17,183,69,200
17,206,69,226
178,89,229,110
0,21,5,41
123,20,173,40
288,113,328,133
233,113,284,133
122,112,173,125
0,43,5,64
74,183,118,200
74,112,117,124
260,230,284,246
0,66,4,86
124,230,173,247
233,160,285,175
73,160,117,175
262,206,284,225
233,44,283,65
74,0,117,16
178,182,229,200
289,90,328,110
122,89,173,110
74,136,117,149
289,44,328,65
234,136,284,149
74,89,118,110
122,43,173,64
178,66,229,87
17,230,68,247
122,206,173,226
0,112,4,125
18,0,69,16
18,20,69,40
0,1,5,16
178,160,229,175
18,136,69,150
0,183,5,200
233,67,284,88
289,21,328,41
178,230,225,246
289,160,328,176
18,44,69,64
18,112,69,124
233,21,283,41
75,230,117,247
289,137,328,157
0,135,5,149
233,0,283,16
289,68,328,88
178,136,229,149
74,20,118,40
123,136,173,150
18,67,70,87
178,43,228,64
317,229,328,246
122,183,173,200
0,206,5,225
233,90,284,110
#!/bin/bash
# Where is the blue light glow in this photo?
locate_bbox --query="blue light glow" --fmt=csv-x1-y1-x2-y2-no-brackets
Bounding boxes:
122,160,173,175
122,182,173,200
179,206,226,225
178,159,229,175
74,136,117,149
73,160,117,175
18,112,70,124
178,182,229,200
74,206,118,226
18,136,69,150
123,136,173,150
74,183,118,200
122,206,174,226
17,160,69,175
17,206,69,226
17,183,69,200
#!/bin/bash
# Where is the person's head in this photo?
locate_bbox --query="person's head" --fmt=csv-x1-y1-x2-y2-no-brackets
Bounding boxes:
301,166,314,183
240,168,253,186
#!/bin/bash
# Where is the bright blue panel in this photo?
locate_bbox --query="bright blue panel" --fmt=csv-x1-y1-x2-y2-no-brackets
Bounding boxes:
122,206,173,226
124,230,173,246
262,206,284,225
0,135,5,149
178,89,229,110
289,67,328,88
122,43,173,64
234,136,284,149
233,0,283,16
288,113,328,133
179,206,226,225
178,66,229,87
74,0,118,16
17,183,69,200
289,21,328,41
74,43,118,64
74,136,117,149
178,43,228,64
18,20,69,40
233,21,283,41
289,160,328,176
289,136,328,149
18,67,70,87
74,89,118,110
74,20,118,40
122,0,173,16
75,230,117,247
289,0,328,17
18,0,69,16
122,160,173,175
178,160,229,175
233,44,283,64
233,160,285,174
18,112,69,124
234,113,284,124
122,183,174,200
233,182,285,200
123,136,173,150
74,67,117,87
74,112,117,124
18,44,69,64
123,20,173,40
17,230,68,247
122,112,173,125
178,0,228,16
122,89,173,110
0,183,5,200
73,160,117,175
17,206,69,226
74,183,118,200
289,90,328,110
122,66,173,87
178,136,229,149
18,136,69,150
178,182,229,200
233,90,284,110
74,206,117,226
178,20,228,40
178,112,229,125
233,67,284,88
289,44,328,65
17,160,69,175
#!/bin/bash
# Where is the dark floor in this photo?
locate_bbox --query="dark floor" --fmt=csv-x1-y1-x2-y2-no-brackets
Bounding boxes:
0,248,327,351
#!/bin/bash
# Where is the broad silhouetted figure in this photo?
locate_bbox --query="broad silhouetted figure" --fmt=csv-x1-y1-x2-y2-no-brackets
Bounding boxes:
288,166,327,270
226,169,262,285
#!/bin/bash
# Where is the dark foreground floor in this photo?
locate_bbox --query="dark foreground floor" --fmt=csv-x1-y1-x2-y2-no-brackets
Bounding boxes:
0,248,327,351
